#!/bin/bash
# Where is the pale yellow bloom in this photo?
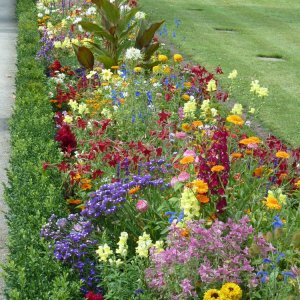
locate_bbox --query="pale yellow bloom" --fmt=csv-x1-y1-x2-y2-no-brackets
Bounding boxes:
228,69,238,79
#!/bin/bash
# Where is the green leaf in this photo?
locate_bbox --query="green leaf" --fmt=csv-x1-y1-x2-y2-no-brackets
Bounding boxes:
91,0,103,9
73,45,94,70
144,42,160,61
135,20,164,49
96,55,115,68
117,7,138,35
86,41,110,57
79,21,115,42
101,0,120,24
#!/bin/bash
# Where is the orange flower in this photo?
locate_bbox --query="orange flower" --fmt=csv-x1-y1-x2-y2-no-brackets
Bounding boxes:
275,151,290,159
182,123,192,132
196,194,210,203
111,65,119,70
265,195,281,210
226,115,244,126
253,166,264,177
192,120,203,128
211,165,225,172
192,179,209,194
80,178,92,190
67,199,82,205
71,172,81,182
179,156,195,165
279,173,288,180
295,180,300,188
231,152,242,159
180,228,190,237
239,136,261,145
119,98,125,104
182,94,190,101
128,186,140,195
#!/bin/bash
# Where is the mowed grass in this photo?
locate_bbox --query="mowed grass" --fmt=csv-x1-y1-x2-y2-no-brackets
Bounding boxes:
140,0,300,147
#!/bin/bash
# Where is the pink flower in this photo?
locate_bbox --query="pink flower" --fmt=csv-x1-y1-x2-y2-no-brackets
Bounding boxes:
170,176,179,187
175,132,186,139
136,200,149,213
183,149,196,157
178,107,184,119
178,171,190,182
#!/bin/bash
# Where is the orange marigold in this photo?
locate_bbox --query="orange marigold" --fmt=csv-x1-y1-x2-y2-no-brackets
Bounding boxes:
253,166,264,177
239,136,261,145
275,151,290,159
211,165,225,172
231,152,242,159
179,156,195,165
226,115,244,126
192,120,203,128
128,185,140,195
295,179,300,188
192,179,209,194
180,228,190,237
182,123,192,132
80,178,92,190
196,194,210,203
67,199,82,205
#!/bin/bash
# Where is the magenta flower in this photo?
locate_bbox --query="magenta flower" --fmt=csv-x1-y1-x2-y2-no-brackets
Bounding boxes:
136,199,149,213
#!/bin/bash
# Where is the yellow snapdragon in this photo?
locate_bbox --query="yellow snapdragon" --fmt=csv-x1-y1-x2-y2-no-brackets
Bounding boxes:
116,232,128,257
180,186,200,220
206,79,217,92
96,243,113,262
183,99,197,119
136,232,152,258
231,103,243,115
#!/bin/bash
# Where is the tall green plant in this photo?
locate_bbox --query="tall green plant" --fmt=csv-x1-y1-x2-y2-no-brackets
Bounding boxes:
74,0,164,69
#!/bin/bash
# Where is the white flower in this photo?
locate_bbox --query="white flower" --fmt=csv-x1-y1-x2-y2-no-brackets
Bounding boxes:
125,47,143,61
38,13,43,18
86,7,97,16
245,120,251,127
86,70,97,79
228,69,238,79
120,4,130,13
73,17,82,25
135,11,146,20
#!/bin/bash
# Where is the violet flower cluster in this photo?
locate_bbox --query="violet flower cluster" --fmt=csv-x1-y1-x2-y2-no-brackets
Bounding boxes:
145,216,274,299
81,174,166,219
41,214,101,294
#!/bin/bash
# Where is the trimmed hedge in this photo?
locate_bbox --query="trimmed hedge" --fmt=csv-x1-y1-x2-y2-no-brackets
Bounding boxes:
4,0,81,299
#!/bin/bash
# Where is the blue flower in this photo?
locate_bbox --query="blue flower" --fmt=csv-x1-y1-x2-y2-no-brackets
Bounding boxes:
282,271,296,282
256,271,269,284
272,215,284,230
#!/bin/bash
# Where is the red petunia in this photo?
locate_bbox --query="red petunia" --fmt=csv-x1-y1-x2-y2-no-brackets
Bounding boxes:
55,125,77,153
85,291,104,300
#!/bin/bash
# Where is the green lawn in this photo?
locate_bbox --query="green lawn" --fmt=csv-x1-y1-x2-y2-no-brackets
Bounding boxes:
140,0,300,147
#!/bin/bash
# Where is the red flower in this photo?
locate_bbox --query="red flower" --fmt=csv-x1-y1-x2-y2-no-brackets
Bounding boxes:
85,291,104,300
55,125,77,153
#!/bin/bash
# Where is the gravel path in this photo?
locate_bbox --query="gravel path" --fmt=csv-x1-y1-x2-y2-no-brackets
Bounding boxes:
0,0,17,298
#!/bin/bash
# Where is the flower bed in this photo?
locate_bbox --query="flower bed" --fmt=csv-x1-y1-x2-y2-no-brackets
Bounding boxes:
6,0,300,299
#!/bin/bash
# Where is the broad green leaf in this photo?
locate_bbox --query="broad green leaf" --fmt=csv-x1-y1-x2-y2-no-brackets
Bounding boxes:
144,42,160,61
96,55,116,68
101,0,120,24
135,20,164,49
79,21,115,42
73,44,94,70
117,7,138,34
86,41,110,57
91,0,103,9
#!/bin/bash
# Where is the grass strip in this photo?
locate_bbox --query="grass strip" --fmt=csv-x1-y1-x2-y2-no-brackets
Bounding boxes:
4,0,80,299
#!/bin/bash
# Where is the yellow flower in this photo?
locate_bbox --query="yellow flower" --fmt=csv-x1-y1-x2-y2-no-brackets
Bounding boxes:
111,65,119,70
158,54,168,62
231,152,242,159
179,156,195,165
173,53,183,63
257,87,268,97
295,179,300,188
163,65,171,74
231,103,243,115
206,79,217,92
192,120,203,128
275,151,290,159
152,65,161,73
211,165,225,172
228,69,238,79
182,123,192,132
220,282,242,300
182,94,190,101
226,115,244,126
192,179,209,194
184,82,192,88
133,66,143,73
265,194,282,210
180,186,200,219
203,289,225,300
